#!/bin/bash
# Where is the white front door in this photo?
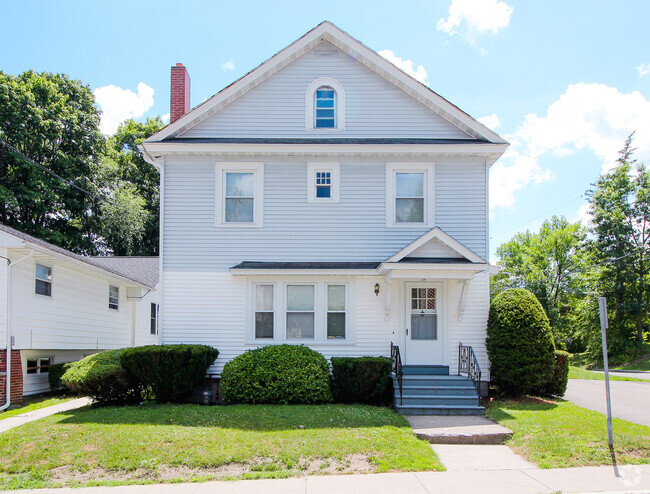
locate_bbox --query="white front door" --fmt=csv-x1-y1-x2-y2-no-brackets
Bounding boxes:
404,283,444,365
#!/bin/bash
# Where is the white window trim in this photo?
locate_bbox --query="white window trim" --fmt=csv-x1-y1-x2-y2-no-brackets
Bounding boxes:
325,283,348,340
307,162,340,203
386,162,435,228
215,162,264,228
34,262,53,298
25,355,54,375
109,284,120,311
305,77,346,132
246,278,354,345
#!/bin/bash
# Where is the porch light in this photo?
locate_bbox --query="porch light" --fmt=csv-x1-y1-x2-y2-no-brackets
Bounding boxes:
374,283,380,296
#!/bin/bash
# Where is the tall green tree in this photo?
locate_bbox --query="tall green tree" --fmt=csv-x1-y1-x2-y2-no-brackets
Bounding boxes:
96,117,164,255
492,216,590,350
587,134,650,345
0,71,104,252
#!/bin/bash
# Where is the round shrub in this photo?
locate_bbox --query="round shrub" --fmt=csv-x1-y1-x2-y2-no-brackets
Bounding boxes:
486,288,556,397
221,345,332,404
61,350,142,405
330,356,393,405
121,344,219,403
535,350,569,397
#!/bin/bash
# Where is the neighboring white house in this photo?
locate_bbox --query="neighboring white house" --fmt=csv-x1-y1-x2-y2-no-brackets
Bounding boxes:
140,22,507,409
0,224,159,401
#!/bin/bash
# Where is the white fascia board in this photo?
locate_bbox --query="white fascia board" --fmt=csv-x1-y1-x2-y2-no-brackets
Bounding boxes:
140,142,508,162
17,243,153,290
230,268,377,276
381,268,484,280
378,262,488,273
145,21,508,147
385,227,487,264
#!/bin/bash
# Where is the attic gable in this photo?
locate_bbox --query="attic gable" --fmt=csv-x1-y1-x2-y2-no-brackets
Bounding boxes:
385,227,487,264
146,21,507,145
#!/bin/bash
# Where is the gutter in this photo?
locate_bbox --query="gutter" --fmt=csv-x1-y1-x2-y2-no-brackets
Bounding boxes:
1,250,34,412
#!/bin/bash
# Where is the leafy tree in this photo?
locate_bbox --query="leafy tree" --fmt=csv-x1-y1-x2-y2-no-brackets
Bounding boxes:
96,117,163,255
492,216,590,350
0,70,104,252
587,134,650,345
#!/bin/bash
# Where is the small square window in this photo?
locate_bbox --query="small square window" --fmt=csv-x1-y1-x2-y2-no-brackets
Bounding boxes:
307,163,340,203
109,285,119,310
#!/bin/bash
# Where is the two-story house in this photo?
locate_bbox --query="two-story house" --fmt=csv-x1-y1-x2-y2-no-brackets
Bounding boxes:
141,22,507,414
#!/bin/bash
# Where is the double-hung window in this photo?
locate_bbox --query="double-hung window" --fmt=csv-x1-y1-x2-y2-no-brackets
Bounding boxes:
305,78,345,131
386,163,434,227
307,162,340,202
150,303,159,335
255,285,274,339
216,162,264,227
109,285,119,310
286,285,314,339
35,263,52,297
315,87,336,128
327,285,346,339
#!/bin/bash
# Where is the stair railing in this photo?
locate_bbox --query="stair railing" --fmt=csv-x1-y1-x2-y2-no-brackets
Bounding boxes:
390,341,403,406
458,342,481,404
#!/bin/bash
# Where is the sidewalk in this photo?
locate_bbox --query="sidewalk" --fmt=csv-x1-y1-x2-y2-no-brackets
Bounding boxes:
0,397,91,433
9,464,650,494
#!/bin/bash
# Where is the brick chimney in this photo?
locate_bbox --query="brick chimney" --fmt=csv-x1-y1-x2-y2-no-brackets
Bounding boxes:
170,63,191,123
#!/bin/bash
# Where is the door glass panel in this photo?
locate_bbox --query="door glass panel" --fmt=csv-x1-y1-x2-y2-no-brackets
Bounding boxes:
411,314,437,340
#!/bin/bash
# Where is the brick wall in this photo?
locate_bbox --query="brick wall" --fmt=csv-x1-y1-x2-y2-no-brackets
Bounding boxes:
170,63,191,123
0,350,23,406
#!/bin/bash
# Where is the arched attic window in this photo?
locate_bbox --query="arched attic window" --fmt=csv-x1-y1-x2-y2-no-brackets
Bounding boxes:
306,78,345,131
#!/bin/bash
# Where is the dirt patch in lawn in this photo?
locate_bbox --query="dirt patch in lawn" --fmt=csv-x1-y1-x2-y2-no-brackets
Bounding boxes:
48,455,374,485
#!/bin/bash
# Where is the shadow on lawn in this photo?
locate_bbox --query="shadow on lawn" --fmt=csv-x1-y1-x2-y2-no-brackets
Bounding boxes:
56,403,408,431
487,397,561,422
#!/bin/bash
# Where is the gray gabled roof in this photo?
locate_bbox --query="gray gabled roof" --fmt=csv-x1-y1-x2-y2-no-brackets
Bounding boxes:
0,223,158,288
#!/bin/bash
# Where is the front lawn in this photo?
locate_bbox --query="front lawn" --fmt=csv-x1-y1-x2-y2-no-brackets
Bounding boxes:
0,403,442,489
487,398,650,468
568,366,650,382
0,395,74,421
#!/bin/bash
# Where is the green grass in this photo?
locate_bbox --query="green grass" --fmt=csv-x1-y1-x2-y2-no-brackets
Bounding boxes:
487,398,650,468
612,353,650,371
0,395,74,421
0,403,442,489
568,365,650,382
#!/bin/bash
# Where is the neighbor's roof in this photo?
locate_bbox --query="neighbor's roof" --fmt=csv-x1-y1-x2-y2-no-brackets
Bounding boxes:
0,223,158,288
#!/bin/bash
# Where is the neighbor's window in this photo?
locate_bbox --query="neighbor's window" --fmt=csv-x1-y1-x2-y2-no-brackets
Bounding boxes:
255,285,274,339
315,86,336,128
286,285,314,339
109,285,119,310
150,303,159,335
26,357,51,374
327,285,346,339
395,172,424,223
225,172,255,223
35,263,52,297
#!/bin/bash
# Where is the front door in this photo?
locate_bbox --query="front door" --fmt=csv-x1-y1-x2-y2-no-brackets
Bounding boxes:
404,283,444,365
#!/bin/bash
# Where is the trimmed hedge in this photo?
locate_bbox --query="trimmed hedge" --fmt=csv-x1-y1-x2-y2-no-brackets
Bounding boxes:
330,357,393,405
48,362,76,392
61,350,141,405
536,350,570,397
221,345,332,404
486,288,556,397
120,344,219,403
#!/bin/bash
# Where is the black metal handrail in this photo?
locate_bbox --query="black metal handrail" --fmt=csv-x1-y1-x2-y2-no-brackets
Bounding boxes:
390,341,403,406
458,342,481,403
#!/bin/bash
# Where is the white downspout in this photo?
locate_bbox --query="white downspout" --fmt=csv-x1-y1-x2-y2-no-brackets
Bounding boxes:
130,301,136,347
1,249,34,412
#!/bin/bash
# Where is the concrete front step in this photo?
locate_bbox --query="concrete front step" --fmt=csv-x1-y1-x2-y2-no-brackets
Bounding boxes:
402,365,450,375
398,376,477,388
405,415,514,445
397,395,481,407
396,404,486,416
398,385,478,396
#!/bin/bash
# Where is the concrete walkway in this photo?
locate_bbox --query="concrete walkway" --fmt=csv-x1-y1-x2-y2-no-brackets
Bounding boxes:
0,397,91,433
564,379,650,427
9,464,650,494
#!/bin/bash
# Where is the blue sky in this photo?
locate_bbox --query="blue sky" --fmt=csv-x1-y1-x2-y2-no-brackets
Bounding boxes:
2,0,650,260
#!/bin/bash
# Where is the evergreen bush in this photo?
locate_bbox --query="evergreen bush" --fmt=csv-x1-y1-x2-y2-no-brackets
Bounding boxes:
221,345,332,404
330,356,393,405
48,362,76,392
486,288,556,396
536,350,570,397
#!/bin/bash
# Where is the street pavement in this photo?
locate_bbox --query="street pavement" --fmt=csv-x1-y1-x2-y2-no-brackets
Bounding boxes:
564,379,650,427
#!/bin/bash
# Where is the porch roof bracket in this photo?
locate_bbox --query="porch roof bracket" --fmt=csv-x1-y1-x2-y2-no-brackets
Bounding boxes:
457,279,469,321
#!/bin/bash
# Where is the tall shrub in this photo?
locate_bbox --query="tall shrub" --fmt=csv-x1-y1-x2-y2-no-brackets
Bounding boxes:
221,345,332,404
330,357,393,405
48,362,76,392
486,288,556,396
535,350,570,397
120,345,219,403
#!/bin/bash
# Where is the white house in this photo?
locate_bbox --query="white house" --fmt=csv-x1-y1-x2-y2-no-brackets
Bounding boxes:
140,22,508,414
0,224,159,404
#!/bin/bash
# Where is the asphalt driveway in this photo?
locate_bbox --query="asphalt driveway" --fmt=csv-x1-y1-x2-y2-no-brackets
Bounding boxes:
564,379,650,427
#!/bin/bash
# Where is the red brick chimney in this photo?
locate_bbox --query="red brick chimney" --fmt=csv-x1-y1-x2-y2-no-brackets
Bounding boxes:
170,63,191,123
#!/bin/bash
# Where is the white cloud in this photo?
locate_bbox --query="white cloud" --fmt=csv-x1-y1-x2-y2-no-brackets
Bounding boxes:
161,113,170,124
221,61,235,71
93,82,155,135
577,203,593,227
437,0,513,46
637,63,650,77
490,82,650,210
477,113,501,130
378,50,429,85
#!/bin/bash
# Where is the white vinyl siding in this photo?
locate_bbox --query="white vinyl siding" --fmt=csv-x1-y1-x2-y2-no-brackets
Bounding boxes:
179,42,471,140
